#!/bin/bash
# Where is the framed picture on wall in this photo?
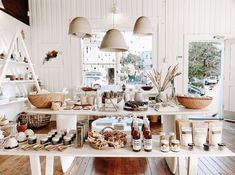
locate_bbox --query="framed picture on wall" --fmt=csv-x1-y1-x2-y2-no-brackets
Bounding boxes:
39,43,64,68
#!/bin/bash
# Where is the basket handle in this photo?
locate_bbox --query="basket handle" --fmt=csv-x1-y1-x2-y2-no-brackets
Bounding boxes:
100,126,115,133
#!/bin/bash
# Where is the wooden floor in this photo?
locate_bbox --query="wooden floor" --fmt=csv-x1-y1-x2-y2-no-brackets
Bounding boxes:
0,121,234,175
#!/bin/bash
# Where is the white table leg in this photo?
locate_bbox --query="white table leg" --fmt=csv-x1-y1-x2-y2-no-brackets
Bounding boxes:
56,115,77,173
45,156,54,175
187,156,198,175
165,157,178,174
29,155,41,175
162,115,183,174
177,157,187,175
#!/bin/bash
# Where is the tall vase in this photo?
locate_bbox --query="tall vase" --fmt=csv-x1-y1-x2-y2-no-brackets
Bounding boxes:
156,91,167,103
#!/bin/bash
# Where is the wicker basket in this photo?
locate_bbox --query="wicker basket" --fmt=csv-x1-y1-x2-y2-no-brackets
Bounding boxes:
26,113,51,128
88,127,127,150
176,96,213,109
28,93,65,108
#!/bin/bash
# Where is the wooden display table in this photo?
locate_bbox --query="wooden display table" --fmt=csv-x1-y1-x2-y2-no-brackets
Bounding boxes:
24,105,221,174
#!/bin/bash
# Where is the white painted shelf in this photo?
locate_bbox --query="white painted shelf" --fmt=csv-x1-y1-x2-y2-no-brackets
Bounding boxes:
0,135,234,158
1,80,35,84
0,97,27,106
0,59,35,66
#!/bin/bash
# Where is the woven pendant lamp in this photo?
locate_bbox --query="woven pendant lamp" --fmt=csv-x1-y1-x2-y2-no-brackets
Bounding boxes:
68,17,92,38
133,0,152,36
100,0,128,52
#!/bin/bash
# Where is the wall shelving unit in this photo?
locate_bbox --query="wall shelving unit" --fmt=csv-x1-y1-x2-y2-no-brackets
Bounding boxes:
0,29,40,106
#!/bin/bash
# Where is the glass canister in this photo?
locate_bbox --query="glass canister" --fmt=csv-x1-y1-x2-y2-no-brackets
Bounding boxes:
160,139,170,152
171,139,180,152
159,132,166,146
169,132,175,146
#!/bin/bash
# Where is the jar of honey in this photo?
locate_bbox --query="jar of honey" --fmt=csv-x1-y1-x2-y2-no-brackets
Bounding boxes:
160,139,170,152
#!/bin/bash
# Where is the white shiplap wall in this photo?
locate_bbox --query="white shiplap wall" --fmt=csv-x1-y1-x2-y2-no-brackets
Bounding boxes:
29,0,235,94
29,0,163,93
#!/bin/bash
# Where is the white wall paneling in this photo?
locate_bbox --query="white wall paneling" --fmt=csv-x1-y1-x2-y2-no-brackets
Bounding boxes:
29,0,235,96
29,0,162,93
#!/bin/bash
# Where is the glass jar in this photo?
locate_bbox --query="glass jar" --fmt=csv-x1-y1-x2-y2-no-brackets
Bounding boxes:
160,139,170,152
40,137,48,145
28,135,37,145
218,143,226,151
188,143,194,151
160,132,166,142
171,139,180,152
52,137,60,145
203,143,210,151
169,132,175,146
63,136,72,145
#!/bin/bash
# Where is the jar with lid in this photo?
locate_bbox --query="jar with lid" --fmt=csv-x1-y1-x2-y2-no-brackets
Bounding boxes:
40,137,48,145
52,137,60,145
28,135,37,145
159,132,166,146
160,139,170,152
171,139,180,152
63,136,72,145
169,132,175,146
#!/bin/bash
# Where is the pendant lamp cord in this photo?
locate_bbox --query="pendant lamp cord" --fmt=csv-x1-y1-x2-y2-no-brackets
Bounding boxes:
142,0,144,16
112,0,115,28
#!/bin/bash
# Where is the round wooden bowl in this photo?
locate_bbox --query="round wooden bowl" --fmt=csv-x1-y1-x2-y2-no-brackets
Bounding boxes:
176,96,213,109
28,93,65,108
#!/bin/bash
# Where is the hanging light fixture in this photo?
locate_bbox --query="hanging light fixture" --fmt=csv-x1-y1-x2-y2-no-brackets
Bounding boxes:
133,0,152,36
68,17,92,38
100,0,128,52
0,0,4,9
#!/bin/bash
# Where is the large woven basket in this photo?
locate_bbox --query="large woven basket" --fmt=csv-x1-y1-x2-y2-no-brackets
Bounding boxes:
176,95,213,109
26,113,51,128
28,93,65,108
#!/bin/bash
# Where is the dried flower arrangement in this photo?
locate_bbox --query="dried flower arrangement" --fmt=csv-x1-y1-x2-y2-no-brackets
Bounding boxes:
43,50,61,64
147,64,181,101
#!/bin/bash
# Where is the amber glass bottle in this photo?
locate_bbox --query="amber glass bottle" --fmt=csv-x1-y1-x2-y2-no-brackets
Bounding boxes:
132,123,141,152
143,128,152,152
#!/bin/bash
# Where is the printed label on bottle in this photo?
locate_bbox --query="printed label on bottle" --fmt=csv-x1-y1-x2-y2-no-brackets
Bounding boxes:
133,139,141,150
144,139,152,150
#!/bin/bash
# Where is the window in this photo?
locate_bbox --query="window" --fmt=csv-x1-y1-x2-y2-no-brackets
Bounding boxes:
82,32,152,87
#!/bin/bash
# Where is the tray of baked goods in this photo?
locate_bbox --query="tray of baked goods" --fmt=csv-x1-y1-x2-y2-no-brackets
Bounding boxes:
123,101,148,111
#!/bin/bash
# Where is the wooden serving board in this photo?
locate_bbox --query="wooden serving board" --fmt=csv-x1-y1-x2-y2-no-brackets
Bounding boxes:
123,105,148,111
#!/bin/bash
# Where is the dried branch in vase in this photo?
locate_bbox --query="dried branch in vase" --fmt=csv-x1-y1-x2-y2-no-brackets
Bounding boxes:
147,64,181,93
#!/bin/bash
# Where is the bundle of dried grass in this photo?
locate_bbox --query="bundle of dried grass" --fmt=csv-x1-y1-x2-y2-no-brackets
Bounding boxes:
147,64,181,93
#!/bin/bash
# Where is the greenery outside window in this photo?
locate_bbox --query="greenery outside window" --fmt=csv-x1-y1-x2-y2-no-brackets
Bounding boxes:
82,32,152,87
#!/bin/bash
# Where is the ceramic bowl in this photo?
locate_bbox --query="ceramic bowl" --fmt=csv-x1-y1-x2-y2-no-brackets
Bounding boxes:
16,132,27,142
4,137,19,149
24,129,34,137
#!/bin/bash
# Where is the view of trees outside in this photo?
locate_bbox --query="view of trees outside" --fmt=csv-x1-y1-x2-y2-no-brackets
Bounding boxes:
119,32,152,84
82,32,152,86
189,42,221,79
188,42,221,88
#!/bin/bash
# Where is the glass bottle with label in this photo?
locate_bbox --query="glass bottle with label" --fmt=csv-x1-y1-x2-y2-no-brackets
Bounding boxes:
143,128,152,152
132,122,141,152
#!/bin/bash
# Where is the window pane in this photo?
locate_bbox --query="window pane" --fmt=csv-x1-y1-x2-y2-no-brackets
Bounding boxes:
120,32,152,84
82,32,152,87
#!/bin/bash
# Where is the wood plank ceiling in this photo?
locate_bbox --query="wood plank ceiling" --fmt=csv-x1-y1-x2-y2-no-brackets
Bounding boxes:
0,0,29,25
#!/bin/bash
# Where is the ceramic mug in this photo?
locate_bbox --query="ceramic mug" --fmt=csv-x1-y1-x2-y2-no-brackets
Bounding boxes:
134,91,143,102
